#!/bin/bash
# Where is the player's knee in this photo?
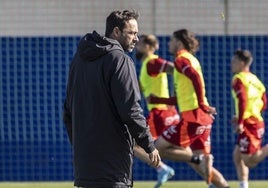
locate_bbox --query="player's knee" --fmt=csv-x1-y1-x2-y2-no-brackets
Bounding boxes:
244,160,257,168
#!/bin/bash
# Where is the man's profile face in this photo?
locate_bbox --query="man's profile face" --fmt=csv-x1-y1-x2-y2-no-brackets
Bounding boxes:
168,35,178,55
118,19,139,52
231,56,244,74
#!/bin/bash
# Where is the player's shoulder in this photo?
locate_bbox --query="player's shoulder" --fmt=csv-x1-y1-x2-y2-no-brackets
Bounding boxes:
148,56,165,64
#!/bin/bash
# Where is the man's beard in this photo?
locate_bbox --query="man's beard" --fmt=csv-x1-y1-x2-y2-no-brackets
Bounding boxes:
135,51,145,60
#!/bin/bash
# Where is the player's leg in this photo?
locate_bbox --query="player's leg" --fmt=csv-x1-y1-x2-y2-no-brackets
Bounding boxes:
155,121,204,165
154,161,175,188
239,120,268,168
134,144,153,165
189,124,229,188
185,122,213,185
209,168,230,188
156,135,229,188
133,142,175,188
188,162,229,188
155,135,194,162
190,148,229,188
241,144,268,168
148,108,178,187
233,145,249,188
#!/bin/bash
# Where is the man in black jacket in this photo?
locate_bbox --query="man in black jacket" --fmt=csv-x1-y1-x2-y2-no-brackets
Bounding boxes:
63,10,160,188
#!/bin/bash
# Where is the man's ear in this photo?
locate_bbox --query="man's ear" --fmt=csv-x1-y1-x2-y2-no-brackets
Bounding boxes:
177,40,183,49
112,27,121,38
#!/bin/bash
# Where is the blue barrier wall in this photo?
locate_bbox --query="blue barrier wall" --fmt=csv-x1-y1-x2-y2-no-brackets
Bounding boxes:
0,36,268,181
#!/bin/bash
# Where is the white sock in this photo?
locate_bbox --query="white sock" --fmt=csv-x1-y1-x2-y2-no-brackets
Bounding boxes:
208,184,216,188
156,163,168,172
239,181,248,188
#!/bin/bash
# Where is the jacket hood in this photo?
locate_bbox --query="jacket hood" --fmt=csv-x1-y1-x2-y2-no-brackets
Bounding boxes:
78,31,123,61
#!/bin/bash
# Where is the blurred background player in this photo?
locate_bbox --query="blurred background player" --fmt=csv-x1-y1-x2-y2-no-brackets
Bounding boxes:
231,49,268,188
149,29,230,188
135,34,179,188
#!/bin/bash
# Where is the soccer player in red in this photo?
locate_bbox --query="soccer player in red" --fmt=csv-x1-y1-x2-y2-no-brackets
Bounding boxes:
149,29,229,188
231,49,268,188
135,34,180,187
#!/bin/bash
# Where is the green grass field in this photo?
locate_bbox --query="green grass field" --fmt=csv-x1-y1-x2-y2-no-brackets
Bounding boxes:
0,181,268,188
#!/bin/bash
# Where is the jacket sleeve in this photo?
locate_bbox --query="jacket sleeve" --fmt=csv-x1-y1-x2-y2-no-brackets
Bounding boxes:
110,55,155,153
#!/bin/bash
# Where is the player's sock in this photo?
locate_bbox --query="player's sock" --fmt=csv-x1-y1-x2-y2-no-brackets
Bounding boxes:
239,181,248,188
156,163,168,172
208,183,216,188
155,164,175,188
190,155,201,164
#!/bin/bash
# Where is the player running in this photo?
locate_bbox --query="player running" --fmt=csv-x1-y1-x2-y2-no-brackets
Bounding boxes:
135,34,179,188
231,49,268,188
148,29,230,188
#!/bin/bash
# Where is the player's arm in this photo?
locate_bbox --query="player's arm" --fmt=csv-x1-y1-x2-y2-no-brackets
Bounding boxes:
147,95,177,105
232,78,247,132
261,92,267,112
147,57,174,76
174,57,214,114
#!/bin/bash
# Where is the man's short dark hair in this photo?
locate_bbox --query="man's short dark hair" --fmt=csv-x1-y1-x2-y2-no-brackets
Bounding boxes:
105,10,139,37
234,49,253,65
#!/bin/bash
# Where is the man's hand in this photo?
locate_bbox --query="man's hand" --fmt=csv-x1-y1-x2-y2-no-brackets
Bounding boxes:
231,116,244,133
235,124,244,134
148,148,161,167
200,104,217,119
231,115,238,125
206,106,217,115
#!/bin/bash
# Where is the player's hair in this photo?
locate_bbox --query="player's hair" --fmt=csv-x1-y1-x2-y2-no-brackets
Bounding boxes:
139,34,159,50
233,49,253,65
105,10,139,37
173,29,199,54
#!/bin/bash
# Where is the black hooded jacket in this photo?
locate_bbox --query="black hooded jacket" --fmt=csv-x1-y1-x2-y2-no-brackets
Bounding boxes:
63,31,155,187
